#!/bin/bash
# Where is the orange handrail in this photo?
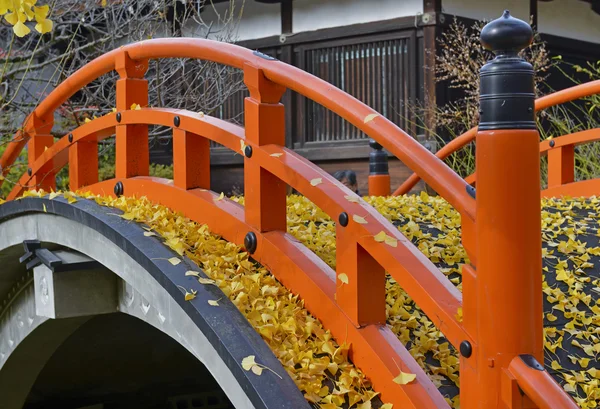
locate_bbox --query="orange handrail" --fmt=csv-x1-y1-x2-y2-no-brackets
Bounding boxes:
10,107,460,408
0,38,474,220
394,79,600,195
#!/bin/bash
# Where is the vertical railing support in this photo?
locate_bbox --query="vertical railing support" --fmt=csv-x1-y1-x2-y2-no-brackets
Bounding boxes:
115,51,149,179
547,144,575,188
367,139,390,196
462,11,543,408
25,113,55,192
69,136,98,190
243,63,287,233
173,128,210,190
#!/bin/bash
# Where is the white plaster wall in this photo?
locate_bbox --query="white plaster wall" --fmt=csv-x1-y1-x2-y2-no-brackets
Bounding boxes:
538,0,600,43
442,0,529,21
187,0,281,42
443,0,600,44
293,0,422,33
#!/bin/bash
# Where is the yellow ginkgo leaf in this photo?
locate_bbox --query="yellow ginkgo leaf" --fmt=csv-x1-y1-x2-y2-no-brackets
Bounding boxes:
33,5,49,22
270,153,283,158
208,299,219,306
48,191,60,200
214,192,225,202
185,270,200,277
240,140,246,153
168,257,181,266
198,277,216,285
130,103,141,110
551,360,561,371
338,273,349,284
242,355,257,371
353,215,368,224
184,289,197,301
393,371,416,385
384,235,398,248
34,18,52,34
310,178,323,187
42,203,47,213
4,12,18,26
101,0,107,6
345,195,360,203
374,231,386,242
364,113,379,123
143,231,156,237
546,312,557,322
13,21,31,37
63,192,78,204
381,404,393,409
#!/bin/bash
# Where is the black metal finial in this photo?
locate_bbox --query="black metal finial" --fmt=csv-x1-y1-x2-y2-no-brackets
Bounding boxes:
174,116,180,127
369,139,388,176
369,139,382,151
480,10,534,56
244,145,253,158
116,112,122,123
68,133,73,142
478,10,536,131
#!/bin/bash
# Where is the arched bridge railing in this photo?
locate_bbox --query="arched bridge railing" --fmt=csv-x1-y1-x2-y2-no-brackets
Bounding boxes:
394,80,600,197
0,11,579,409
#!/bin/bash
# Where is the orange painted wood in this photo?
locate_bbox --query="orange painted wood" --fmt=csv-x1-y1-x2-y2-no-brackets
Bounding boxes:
173,128,210,190
0,38,476,219
336,228,386,326
547,145,575,188
69,140,98,190
368,174,391,196
395,80,600,196
507,356,578,409
28,133,56,192
115,50,149,179
86,176,450,409
468,129,543,408
243,64,287,232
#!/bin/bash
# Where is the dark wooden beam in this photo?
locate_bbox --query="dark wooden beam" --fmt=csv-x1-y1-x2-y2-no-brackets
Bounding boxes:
422,0,441,142
281,0,292,34
530,0,538,28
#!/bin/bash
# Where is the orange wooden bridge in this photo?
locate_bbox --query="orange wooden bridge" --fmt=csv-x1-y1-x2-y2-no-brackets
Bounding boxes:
0,11,591,409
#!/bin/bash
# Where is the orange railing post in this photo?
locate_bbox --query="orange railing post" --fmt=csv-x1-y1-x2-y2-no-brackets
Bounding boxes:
462,11,545,408
25,113,55,192
243,61,287,233
115,51,149,179
547,142,575,188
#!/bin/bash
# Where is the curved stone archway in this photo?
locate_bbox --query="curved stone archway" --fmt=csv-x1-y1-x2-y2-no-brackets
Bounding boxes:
0,197,309,409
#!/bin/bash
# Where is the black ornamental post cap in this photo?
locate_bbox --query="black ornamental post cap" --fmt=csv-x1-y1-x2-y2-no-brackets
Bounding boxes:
478,10,536,131
480,10,533,55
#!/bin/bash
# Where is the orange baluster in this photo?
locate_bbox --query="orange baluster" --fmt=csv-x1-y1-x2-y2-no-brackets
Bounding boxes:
547,142,575,188
173,128,210,190
243,62,287,233
115,50,149,179
69,135,98,190
25,113,55,192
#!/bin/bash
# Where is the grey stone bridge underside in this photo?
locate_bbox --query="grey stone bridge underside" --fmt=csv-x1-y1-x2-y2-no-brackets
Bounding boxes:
0,197,309,409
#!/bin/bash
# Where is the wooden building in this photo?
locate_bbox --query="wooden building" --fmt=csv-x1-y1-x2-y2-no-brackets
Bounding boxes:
150,0,600,195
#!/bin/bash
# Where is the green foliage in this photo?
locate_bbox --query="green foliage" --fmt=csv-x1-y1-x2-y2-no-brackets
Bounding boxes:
0,142,28,199
1,141,174,199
